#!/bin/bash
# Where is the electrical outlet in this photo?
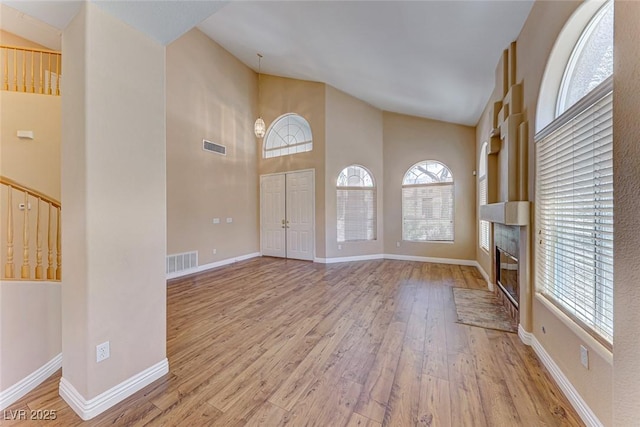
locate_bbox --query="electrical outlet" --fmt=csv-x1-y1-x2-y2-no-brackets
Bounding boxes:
580,345,589,369
213,218,220,224
338,244,342,250
213,249,217,255
226,217,233,223
396,241,401,248
96,341,110,363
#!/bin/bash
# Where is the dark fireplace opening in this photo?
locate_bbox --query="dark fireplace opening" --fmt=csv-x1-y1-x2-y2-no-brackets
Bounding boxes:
496,247,519,308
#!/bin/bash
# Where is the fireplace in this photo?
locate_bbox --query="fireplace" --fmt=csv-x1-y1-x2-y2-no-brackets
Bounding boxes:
496,248,518,307
493,223,520,321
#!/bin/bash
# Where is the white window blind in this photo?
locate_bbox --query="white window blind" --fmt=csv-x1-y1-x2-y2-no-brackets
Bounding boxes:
479,179,490,251
402,161,454,242
535,83,613,345
337,165,376,242
479,142,490,251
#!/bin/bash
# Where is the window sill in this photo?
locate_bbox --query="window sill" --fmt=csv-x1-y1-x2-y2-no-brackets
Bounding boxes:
534,292,613,365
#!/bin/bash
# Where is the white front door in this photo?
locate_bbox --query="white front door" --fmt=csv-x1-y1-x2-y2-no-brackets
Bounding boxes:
260,174,286,258
260,170,314,260
286,170,314,261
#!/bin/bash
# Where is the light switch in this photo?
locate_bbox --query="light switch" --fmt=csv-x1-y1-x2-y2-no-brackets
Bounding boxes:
213,218,220,224
17,130,34,139
226,217,233,223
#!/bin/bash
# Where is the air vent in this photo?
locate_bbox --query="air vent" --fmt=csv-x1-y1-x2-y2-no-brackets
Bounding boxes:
203,139,226,156
166,251,198,275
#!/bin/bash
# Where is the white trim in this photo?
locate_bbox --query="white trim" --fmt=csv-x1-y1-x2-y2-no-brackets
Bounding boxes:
383,254,476,266
474,261,493,291
314,254,384,264
528,336,603,427
0,353,62,410
166,252,260,280
59,358,168,421
518,324,533,345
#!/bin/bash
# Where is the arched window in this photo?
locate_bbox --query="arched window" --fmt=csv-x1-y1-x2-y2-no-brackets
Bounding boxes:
337,165,376,242
263,113,313,158
478,143,489,251
536,0,614,345
556,0,613,115
402,160,454,242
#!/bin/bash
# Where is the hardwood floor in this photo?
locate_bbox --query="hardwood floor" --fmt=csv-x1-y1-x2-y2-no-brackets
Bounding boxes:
3,258,583,426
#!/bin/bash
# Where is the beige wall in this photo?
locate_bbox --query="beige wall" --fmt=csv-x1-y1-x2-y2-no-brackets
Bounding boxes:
0,29,48,49
0,91,61,200
612,2,640,424
324,86,383,259
0,282,61,392
166,29,259,265
383,112,476,260
258,75,326,258
475,1,613,423
62,2,166,402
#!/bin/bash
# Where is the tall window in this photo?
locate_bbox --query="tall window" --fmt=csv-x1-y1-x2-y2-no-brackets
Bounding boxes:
536,0,613,346
478,143,489,251
402,160,454,242
337,165,376,242
263,113,313,158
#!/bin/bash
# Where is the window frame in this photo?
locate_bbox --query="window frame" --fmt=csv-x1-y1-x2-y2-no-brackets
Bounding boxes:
401,160,455,243
336,165,377,243
263,113,313,159
478,142,490,252
535,0,614,348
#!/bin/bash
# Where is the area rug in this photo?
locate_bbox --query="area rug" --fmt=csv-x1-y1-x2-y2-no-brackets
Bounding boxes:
452,288,518,333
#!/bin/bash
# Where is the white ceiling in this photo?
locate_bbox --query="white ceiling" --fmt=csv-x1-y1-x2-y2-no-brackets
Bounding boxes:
198,1,534,126
1,0,534,126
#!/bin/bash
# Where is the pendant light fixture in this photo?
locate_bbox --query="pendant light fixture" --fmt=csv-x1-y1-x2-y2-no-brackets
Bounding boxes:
254,53,266,138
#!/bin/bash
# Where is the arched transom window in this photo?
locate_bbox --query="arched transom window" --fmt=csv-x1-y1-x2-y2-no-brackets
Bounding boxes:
402,160,454,242
557,0,613,115
337,165,376,242
263,113,313,158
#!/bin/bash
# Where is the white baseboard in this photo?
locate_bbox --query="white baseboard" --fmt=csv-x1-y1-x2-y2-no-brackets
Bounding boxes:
518,324,533,345
167,252,260,280
59,358,168,421
314,254,384,264
314,253,478,267
473,261,493,291
383,253,477,266
521,331,602,427
0,353,62,410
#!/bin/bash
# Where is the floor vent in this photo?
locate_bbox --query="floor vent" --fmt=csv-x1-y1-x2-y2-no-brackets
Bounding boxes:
203,139,226,156
166,251,198,275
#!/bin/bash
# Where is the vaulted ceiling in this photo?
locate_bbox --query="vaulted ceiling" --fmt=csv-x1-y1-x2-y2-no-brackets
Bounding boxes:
1,0,534,126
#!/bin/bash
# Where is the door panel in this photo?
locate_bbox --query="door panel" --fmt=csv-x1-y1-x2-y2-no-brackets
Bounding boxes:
260,174,286,258
286,171,314,260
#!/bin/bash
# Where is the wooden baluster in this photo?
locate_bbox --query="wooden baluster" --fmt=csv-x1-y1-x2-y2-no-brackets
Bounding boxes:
13,49,17,91
31,50,35,93
39,51,44,94
35,198,43,279
47,54,52,95
56,207,61,280
47,204,54,280
3,48,8,91
21,191,30,279
55,54,60,96
22,49,26,92
5,185,14,279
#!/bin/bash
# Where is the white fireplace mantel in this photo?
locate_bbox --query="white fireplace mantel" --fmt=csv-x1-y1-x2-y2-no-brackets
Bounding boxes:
480,201,530,226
